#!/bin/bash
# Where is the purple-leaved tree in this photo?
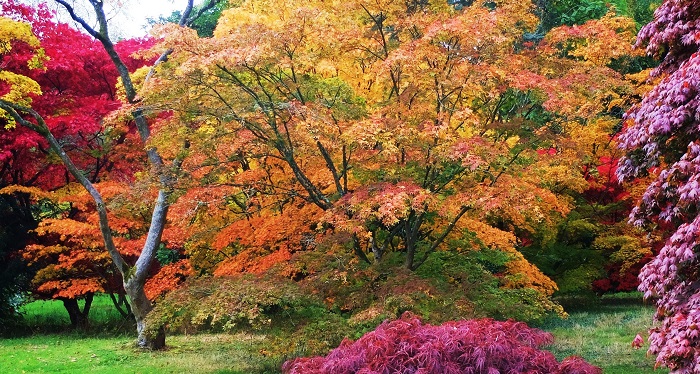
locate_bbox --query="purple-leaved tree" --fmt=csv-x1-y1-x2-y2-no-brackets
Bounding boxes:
617,1,700,372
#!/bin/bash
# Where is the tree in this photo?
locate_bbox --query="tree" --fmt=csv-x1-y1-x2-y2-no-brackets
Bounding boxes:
141,0,637,318
0,190,35,331
0,0,221,348
0,0,157,327
0,6,50,330
616,0,700,371
516,13,656,295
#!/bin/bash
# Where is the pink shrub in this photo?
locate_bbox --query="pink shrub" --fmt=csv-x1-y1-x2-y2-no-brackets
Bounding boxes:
282,312,600,374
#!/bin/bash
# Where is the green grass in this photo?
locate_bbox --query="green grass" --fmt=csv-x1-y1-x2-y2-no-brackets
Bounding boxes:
0,295,671,373
0,333,280,373
540,297,667,374
2,296,282,373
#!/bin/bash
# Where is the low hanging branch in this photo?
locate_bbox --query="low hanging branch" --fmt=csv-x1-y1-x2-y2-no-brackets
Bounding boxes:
0,100,128,274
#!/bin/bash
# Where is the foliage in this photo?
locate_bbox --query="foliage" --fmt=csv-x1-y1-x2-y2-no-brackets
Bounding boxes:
145,274,326,335
148,0,231,37
513,13,656,296
537,0,661,31
0,190,36,329
139,0,641,321
1,1,152,192
539,0,610,30
0,0,220,348
144,259,193,300
21,184,119,301
290,246,563,325
616,0,700,371
282,311,600,374
0,0,165,331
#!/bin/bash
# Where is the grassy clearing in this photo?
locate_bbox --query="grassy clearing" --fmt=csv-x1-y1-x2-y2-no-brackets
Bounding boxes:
17,295,130,335
540,296,666,374
0,295,669,373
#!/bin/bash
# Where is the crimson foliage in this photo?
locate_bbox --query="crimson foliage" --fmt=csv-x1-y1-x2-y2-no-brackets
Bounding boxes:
1,1,154,190
282,312,600,374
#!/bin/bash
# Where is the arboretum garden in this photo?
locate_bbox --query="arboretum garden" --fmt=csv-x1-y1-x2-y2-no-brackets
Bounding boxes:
1,0,699,372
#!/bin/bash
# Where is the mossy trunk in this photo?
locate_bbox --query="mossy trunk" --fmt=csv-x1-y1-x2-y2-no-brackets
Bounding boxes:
125,282,165,350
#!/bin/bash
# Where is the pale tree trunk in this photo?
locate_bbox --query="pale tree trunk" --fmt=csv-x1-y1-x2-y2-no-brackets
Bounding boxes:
125,284,164,349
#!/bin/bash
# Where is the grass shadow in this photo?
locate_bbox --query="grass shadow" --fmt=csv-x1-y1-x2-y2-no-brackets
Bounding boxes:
3,294,135,338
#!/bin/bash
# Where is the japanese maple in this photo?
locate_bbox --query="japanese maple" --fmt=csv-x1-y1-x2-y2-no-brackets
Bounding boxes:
0,0,224,348
616,0,700,371
140,0,640,317
282,312,601,374
0,0,160,328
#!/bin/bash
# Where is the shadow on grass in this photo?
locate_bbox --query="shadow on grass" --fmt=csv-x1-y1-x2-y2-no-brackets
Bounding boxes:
2,295,135,339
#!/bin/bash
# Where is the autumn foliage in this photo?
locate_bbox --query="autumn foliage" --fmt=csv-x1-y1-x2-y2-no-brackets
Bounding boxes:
282,312,601,374
617,0,700,371
133,0,644,321
0,0,671,364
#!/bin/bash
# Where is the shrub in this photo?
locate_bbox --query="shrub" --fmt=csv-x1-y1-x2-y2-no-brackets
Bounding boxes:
294,249,563,325
146,274,325,334
146,273,358,357
282,312,601,374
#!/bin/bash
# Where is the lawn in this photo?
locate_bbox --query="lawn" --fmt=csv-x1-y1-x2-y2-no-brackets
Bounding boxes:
0,295,667,373
540,299,666,374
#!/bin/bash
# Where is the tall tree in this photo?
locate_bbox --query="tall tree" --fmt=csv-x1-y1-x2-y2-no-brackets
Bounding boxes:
0,0,220,348
617,0,700,371
0,1,156,327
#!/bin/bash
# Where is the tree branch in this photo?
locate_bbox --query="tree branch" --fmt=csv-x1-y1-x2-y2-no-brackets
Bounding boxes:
0,100,128,274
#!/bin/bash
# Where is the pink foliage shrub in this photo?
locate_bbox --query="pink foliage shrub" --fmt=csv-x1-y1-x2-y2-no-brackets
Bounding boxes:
617,0,700,371
282,312,600,374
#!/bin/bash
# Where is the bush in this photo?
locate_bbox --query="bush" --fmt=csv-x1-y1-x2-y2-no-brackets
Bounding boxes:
146,274,324,334
283,312,601,374
147,273,359,357
293,249,563,326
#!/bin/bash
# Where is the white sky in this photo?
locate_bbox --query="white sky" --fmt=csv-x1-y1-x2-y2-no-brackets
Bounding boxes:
108,0,187,38
19,0,190,39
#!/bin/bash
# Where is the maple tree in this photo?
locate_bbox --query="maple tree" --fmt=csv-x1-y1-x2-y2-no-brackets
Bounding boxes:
616,0,700,371
498,11,661,295
0,0,656,358
0,0,159,327
0,0,224,348
283,311,601,374
136,0,642,326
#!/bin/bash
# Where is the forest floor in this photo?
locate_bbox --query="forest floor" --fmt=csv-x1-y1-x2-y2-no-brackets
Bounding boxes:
0,295,666,373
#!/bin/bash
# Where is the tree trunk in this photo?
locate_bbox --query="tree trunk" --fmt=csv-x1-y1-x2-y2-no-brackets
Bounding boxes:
60,292,93,330
125,283,165,350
